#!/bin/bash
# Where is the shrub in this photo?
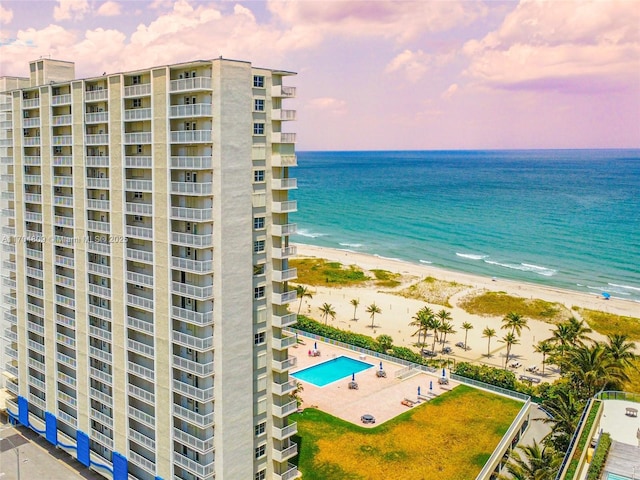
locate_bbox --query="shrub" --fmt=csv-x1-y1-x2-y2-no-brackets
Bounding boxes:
454,362,517,390
586,432,611,480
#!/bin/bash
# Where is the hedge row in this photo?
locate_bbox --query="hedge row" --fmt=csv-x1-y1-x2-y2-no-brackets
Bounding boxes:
453,362,518,390
586,432,611,480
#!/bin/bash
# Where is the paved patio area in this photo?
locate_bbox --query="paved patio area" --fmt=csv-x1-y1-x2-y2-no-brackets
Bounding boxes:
598,399,640,447
290,339,457,427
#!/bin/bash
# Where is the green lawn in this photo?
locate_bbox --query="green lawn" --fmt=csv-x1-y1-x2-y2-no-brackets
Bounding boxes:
291,385,523,480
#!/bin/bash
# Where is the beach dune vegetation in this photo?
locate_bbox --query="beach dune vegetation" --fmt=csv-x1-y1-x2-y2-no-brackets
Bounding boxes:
396,276,468,307
577,308,640,340
459,291,572,323
291,258,370,286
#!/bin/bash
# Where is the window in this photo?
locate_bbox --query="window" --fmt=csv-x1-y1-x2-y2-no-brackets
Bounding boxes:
254,286,265,299
253,75,265,88
253,217,265,230
254,333,265,346
253,123,264,135
253,240,265,253
54,146,62,154
254,99,264,111
253,264,265,276
255,422,266,436
253,170,265,182
134,192,143,199
255,470,266,480
136,145,143,154
132,99,142,108
131,75,141,85
255,445,266,459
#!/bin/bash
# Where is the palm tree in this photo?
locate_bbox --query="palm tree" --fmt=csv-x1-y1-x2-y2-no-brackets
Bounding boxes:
500,332,520,368
566,342,629,397
439,321,456,349
547,322,574,373
604,333,637,370
540,389,583,452
350,298,360,321
483,327,496,357
376,334,393,352
565,316,592,345
366,303,381,329
499,440,560,480
409,306,434,348
462,322,473,351
291,381,304,407
430,318,443,353
319,302,336,325
502,312,529,337
534,340,554,375
296,285,313,315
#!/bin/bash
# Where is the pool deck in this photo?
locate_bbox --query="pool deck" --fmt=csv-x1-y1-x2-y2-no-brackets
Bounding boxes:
290,340,457,427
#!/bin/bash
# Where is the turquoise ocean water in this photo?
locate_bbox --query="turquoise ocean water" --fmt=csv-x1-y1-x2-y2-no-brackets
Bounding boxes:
290,150,640,303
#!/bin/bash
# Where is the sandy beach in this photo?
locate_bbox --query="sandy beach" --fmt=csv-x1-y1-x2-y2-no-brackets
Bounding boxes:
293,243,639,380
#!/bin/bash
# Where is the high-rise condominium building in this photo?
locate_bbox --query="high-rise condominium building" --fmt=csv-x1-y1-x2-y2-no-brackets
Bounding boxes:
0,57,300,480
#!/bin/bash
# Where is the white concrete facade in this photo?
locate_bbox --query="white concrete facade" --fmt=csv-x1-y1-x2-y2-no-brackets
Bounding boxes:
0,58,300,480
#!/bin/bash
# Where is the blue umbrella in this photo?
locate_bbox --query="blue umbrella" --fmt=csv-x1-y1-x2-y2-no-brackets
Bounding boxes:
379,361,383,370
352,372,355,381
430,380,433,391
602,292,611,300
418,386,421,396
314,341,317,350
442,368,446,378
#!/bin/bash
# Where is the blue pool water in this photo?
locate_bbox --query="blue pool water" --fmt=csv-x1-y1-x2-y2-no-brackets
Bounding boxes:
607,473,633,480
291,356,374,387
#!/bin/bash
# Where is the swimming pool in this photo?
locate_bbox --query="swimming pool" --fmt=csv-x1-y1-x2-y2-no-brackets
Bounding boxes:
606,473,634,480
291,356,374,387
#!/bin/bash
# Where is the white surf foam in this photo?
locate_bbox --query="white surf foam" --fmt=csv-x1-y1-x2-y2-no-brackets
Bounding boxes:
296,229,328,239
419,259,433,264
485,260,557,277
456,252,488,261
339,242,363,248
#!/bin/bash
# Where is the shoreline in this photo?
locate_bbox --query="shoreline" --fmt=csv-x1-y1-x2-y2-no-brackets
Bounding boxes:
292,243,639,379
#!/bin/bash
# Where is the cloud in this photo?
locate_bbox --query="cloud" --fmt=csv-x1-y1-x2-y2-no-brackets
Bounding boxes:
53,0,89,21
97,1,121,17
441,83,459,99
0,4,13,24
268,0,487,43
463,0,640,93
385,49,431,82
308,97,347,115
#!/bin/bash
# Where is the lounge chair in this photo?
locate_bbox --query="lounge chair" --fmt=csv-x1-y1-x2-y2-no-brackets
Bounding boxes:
401,398,415,407
376,369,387,378
348,381,359,390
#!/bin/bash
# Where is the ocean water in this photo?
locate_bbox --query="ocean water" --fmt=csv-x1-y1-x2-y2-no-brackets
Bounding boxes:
290,150,640,303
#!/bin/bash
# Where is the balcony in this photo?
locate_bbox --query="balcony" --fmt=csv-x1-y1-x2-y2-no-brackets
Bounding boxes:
22,98,40,109
129,427,155,451
24,174,42,185
272,200,297,213
272,312,297,328
88,283,111,298
171,257,213,274
57,332,76,349
87,199,110,211
128,405,154,428
54,195,74,207
87,220,110,233
91,408,114,429
126,202,153,216
86,156,110,167
54,254,75,268
272,223,297,237
124,108,152,121
85,89,108,102
56,312,76,328
171,181,213,195
272,334,297,350
55,273,75,288
128,450,156,477
127,270,154,287
87,262,111,277
272,356,297,373
125,179,153,191
173,450,214,478
272,132,297,144
54,215,74,227
52,114,72,126
51,94,71,105
90,387,113,407
170,156,212,169
125,156,152,168
127,248,153,263
127,293,154,312
127,316,154,335
272,85,297,98
128,338,155,358
172,306,214,326
52,155,72,166
24,155,41,165
172,355,214,376
128,361,155,382
170,130,212,143
90,366,113,385
272,109,297,121
272,268,297,283
24,211,42,222
172,378,213,402
169,76,212,92
123,83,151,97
53,175,72,186
272,399,298,418
171,232,213,247
88,304,112,320
272,245,297,259
88,241,110,254
90,429,114,450
85,134,109,145
23,117,40,128
55,293,76,308
85,111,109,124
57,371,77,388
124,132,152,144
272,443,298,462
172,404,214,429
173,427,214,454
52,135,72,146
171,207,213,221
274,463,300,480
272,178,297,191
89,345,112,364
57,351,77,369
57,410,78,429
89,325,112,342
272,379,297,396
128,383,155,405
126,225,153,240
171,282,213,300
169,103,212,118
273,290,297,306
172,330,213,351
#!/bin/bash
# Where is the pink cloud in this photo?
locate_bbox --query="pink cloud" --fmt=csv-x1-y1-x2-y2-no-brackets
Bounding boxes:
463,0,640,93
385,49,431,82
97,1,122,17
53,0,89,21
0,4,13,24
308,97,347,115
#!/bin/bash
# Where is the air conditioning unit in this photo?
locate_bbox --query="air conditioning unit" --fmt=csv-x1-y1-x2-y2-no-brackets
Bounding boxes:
191,71,196,78
55,187,62,193
178,73,184,79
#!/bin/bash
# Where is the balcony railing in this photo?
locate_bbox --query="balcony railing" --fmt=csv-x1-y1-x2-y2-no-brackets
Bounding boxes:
169,103,212,118
127,248,153,263
85,111,109,124
86,156,110,167
170,130,212,143
52,114,72,126
272,312,297,328
173,427,214,454
125,179,153,191
23,117,41,127
125,156,152,168
171,256,213,274
272,200,297,213
272,356,297,372
171,232,213,247
274,463,300,480
172,378,214,402
272,223,297,237
272,109,297,121
171,282,213,299
126,202,153,216
169,76,212,92
52,135,73,146
126,225,153,239
272,132,297,144
272,85,297,98
272,400,298,418
24,155,42,165
170,156,212,169
124,132,152,144
171,206,213,221
52,94,72,105
272,379,297,396
272,246,297,259
172,330,213,351
85,134,109,145
128,361,155,382
128,405,154,428
172,354,214,376
172,306,214,326
86,177,110,189
127,270,154,286
124,108,152,121
85,89,108,102
53,155,72,166
171,181,213,195
22,98,40,108
127,316,154,335
172,404,214,428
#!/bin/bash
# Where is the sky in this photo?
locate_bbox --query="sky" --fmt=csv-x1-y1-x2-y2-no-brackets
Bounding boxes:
0,0,639,151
